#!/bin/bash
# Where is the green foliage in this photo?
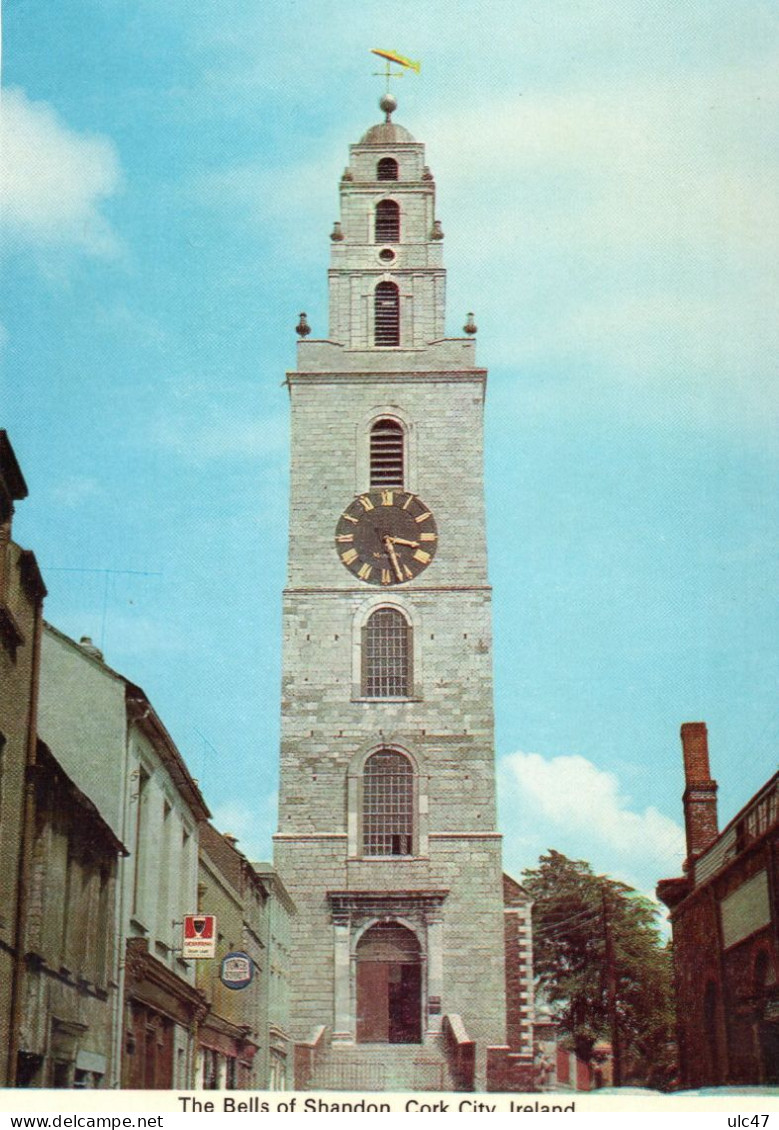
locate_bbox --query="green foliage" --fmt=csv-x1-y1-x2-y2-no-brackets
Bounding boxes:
522,850,676,1086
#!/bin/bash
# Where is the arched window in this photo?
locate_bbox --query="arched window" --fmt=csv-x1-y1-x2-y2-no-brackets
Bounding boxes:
362,607,412,697
370,418,404,488
375,199,400,242
374,282,399,346
377,158,399,181
363,750,414,855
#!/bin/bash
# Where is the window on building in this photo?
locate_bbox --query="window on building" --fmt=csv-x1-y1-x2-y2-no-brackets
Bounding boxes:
362,749,414,856
362,608,412,697
131,768,149,917
369,419,404,488
377,158,399,181
202,1048,218,1090
374,282,400,346
375,199,400,242
226,1056,237,1090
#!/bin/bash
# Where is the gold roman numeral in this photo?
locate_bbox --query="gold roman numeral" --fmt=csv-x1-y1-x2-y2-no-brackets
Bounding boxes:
380,490,394,506
357,562,373,580
341,549,359,564
414,511,432,524
413,549,431,564
402,494,414,510
402,563,414,580
341,513,358,524
420,532,437,542
381,569,392,585
336,534,354,543
359,494,375,511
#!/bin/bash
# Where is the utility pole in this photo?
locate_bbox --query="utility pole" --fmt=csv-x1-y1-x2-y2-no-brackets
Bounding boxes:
601,882,622,1087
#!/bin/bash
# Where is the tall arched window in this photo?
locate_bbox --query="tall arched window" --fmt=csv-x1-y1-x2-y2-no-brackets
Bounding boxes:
363,750,414,855
377,158,399,181
362,607,412,697
375,199,400,242
370,418,404,488
374,282,399,346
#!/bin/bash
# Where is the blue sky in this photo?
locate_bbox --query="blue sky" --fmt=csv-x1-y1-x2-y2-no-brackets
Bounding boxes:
3,0,777,904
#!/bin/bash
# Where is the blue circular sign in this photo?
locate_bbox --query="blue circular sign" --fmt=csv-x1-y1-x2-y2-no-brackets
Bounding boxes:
220,951,254,990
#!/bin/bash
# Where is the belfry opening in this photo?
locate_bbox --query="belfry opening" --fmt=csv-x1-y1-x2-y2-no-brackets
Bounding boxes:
355,923,422,1044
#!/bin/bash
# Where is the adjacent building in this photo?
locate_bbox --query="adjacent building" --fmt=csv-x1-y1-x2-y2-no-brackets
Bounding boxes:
195,829,297,1089
38,624,211,1089
196,823,264,1088
251,863,295,1089
658,723,779,1086
0,457,294,1094
16,738,125,1087
0,432,47,1086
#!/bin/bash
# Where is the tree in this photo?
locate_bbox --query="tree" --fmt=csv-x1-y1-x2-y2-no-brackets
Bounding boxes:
522,850,675,1087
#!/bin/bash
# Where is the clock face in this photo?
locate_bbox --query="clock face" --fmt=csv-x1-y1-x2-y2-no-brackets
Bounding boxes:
335,490,438,585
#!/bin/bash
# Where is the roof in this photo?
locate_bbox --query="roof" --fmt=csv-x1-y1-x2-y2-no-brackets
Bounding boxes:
36,738,129,856
359,120,416,145
43,620,211,821
0,431,28,501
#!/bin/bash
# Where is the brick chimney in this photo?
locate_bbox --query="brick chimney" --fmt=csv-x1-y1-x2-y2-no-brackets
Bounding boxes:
681,722,719,867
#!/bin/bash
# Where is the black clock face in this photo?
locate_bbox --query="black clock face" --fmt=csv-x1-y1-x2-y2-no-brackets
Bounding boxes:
335,490,438,585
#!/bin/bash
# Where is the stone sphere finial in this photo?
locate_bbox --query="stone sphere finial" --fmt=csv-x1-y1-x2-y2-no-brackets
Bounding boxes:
379,92,398,121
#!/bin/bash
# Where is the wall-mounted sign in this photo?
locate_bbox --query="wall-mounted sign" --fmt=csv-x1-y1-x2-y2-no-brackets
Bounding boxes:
220,951,254,990
182,914,216,959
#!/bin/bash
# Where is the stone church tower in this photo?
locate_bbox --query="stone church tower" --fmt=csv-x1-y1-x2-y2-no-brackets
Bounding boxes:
274,94,515,1089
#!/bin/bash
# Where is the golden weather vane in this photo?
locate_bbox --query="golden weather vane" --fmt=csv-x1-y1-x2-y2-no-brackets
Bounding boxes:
371,48,421,94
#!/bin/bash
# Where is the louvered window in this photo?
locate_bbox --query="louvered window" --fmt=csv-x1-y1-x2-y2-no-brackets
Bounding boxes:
362,608,412,697
375,199,400,242
363,750,414,856
374,282,399,346
370,418,404,488
377,158,399,181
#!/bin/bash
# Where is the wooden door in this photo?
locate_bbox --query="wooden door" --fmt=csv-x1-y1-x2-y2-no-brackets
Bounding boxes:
356,962,390,1042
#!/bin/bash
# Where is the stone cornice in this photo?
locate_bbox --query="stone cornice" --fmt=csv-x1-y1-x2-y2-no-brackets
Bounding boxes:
327,889,449,920
287,370,487,384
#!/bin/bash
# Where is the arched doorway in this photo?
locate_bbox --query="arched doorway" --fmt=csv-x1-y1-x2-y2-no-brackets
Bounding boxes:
355,922,422,1044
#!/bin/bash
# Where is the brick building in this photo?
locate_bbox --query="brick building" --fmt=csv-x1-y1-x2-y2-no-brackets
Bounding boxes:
657,723,778,1086
0,433,47,1086
272,95,534,1091
196,823,265,1088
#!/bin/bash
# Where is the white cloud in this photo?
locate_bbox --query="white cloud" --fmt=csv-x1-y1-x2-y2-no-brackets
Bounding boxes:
500,750,685,895
429,59,779,429
48,475,104,507
147,411,289,462
210,794,277,863
0,87,122,254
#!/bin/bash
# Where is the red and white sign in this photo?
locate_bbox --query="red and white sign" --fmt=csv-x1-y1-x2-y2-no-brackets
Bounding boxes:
182,914,216,959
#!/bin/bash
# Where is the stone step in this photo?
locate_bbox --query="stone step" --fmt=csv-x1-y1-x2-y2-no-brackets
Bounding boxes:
308,1042,454,1092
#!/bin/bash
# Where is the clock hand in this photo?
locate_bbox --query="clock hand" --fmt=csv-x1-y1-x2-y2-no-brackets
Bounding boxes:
387,537,419,549
383,536,404,582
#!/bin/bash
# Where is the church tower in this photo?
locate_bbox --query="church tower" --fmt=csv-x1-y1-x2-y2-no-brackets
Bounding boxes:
274,93,508,1087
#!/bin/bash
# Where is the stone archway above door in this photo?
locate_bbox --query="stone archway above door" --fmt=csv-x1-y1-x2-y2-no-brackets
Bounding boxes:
326,889,448,1045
